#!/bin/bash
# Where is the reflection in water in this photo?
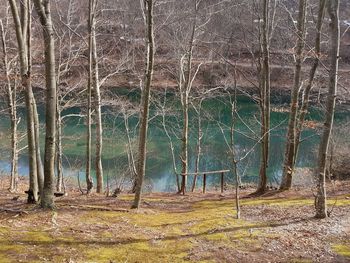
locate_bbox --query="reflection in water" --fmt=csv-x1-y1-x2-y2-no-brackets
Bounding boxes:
0,92,349,192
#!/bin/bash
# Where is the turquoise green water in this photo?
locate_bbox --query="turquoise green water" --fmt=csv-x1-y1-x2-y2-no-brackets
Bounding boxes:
0,90,349,191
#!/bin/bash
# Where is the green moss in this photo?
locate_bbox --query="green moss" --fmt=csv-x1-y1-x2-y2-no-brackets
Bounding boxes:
81,210,124,224
332,244,350,258
0,243,23,263
328,199,350,206
22,230,54,243
232,229,262,240
0,244,21,253
100,231,114,239
240,197,350,207
5,194,348,262
118,194,173,203
205,232,229,241
86,239,192,262
0,227,10,235
84,198,263,261
241,198,314,207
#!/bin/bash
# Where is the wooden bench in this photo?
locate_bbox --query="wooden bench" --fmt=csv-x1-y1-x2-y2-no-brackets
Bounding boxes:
181,170,230,195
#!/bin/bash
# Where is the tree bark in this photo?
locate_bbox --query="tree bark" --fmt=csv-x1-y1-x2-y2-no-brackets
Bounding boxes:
256,0,270,194
191,100,203,192
33,0,57,209
56,102,64,192
89,0,103,193
161,93,180,192
181,97,189,194
294,0,326,167
33,99,44,194
231,71,240,219
28,7,44,195
132,0,154,209
315,0,339,219
0,18,18,192
8,0,39,202
85,0,96,193
180,1,198,194
280,0,307,190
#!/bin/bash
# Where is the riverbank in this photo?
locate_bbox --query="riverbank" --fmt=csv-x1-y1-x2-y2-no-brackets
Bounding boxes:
0,178,349,262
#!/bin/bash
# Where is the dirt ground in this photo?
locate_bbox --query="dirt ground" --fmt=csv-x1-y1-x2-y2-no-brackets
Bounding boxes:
0,177,349,263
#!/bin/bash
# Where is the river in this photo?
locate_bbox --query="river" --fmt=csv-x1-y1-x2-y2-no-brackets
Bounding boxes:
0,89,349,191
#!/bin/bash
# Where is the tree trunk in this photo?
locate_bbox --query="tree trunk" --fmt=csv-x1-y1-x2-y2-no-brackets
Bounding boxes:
256,0,270,194
180,2,197,194
33,0,57,209
191,101,202,192
28,6,44,196
315,0,339,219
231,71,240,219
89,0,103,193
8,0,39,203
25,74,39,203
280,0,307,190
56,102,64,192
33,99,44,195
0,18,19,192
85,0,96,194
181,98,189,194
161,93,180,192
132,0,154,209
294,0,327,167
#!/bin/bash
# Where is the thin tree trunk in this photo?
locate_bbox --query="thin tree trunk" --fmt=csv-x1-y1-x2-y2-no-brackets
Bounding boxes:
85,0,95,193
315,0,339,219
256,0,270,194
180,2,197,194
33,99,44,195
132,0,154,209
191,100,203,192
8,0,39,203
233,161,240,219
28,6,44,195
231,70,240,219
294,0,327,165
0,19,18,192
161,93,180,192
33,0,57,209
10,79,19,192
123,113,137,186
280,0,307,190
86,79,93,193
56,103,64,192
89,0,103,193
181,98,189,194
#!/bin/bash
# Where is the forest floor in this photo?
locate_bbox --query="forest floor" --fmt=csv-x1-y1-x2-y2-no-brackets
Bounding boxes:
0,178,349,263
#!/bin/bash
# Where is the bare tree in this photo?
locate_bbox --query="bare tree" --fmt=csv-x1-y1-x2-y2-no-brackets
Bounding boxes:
85,0,95,193
178,1,200,194
0,15,18,192
89,0,104,193
33,0,57,209
191,97,204,192
315,0,340,219
280,0,307,190
132,0,155,209
281,0,327,190
256,0,271,194
54,0,82,193
8,0,40,202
